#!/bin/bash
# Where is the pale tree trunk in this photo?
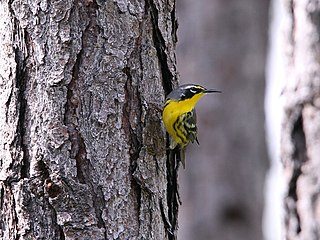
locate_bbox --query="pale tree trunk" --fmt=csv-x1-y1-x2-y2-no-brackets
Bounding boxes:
282,0,320,239
0,0,179,239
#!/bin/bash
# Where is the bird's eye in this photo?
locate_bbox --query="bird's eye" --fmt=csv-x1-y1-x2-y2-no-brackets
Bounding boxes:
189,89,197,93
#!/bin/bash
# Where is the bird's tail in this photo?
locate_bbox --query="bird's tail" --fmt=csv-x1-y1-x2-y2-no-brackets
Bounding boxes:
170,145,185,169
180,147,186,169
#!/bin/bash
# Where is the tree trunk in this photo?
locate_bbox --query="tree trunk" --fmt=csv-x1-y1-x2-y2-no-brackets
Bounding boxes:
282,0,320,239
0,0,178,239
176,1,270,240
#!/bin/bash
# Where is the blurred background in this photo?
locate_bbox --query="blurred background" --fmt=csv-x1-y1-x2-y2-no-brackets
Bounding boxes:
176,0,285,239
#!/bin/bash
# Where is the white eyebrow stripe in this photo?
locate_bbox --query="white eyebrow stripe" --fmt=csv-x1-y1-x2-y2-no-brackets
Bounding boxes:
184,85,197,89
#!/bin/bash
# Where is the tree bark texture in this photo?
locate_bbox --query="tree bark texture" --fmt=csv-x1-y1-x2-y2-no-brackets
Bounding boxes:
176,1,269,240
0,0,178,239
282,0,320,239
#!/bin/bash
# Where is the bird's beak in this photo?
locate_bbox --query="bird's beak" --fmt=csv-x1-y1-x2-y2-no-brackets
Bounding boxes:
203,89,221,94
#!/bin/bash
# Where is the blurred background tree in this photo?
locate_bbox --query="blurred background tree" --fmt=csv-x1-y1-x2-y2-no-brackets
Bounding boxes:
281,0,320,239
176,0,270,239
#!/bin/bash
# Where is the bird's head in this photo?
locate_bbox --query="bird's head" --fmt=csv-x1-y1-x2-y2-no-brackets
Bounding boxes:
166,84,221,102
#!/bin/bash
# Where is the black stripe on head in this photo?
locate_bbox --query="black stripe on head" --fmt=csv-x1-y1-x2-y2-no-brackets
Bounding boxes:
167,84,205,101
179,85,204,100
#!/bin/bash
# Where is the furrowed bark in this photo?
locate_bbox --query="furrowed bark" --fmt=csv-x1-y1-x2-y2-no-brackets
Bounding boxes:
0,0,178,239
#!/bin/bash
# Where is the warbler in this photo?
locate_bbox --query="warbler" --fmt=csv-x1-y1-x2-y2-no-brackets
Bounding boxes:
162,84,221,168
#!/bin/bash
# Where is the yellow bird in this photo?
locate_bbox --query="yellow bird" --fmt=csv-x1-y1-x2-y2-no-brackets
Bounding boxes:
162,84,220,168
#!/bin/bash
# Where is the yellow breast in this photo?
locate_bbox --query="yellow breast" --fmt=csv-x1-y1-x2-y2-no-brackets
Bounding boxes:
162,93,204,146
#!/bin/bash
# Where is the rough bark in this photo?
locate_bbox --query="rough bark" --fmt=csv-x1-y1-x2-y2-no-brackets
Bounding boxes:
0,0,178,239
282,0,320,239
176,0,270,240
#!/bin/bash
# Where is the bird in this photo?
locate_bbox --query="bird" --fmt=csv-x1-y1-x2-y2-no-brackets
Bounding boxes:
162,84,221,168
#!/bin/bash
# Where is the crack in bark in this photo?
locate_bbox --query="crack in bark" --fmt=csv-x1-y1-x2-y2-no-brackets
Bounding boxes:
170,2,178,46
46,196,66,240
122,59,145,236
130,176,142,234
159,198,173,235
166,149,180,240
123,67,143,173
0,185,4,239
6,1,31,180
59,225,66,240
287,113,307,234
66,52,107,232
309,7,320,36
146,0,174,96
5,87,14,123
66,45,84,181
0,186,4,211
7,183,20,240
288,0,296,64
12,29,29,180
148,197,154,236
145,1,179,238
66,50,107,231
82,3,107,233
6,2,30,180
63,3,107,234
122,66,143,230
